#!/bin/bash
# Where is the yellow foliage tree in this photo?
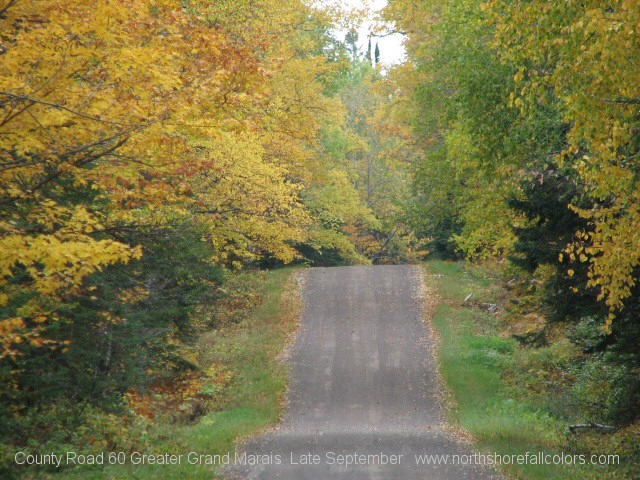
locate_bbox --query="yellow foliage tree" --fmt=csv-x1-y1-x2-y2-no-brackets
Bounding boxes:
485,0,640,330
0,0,338,356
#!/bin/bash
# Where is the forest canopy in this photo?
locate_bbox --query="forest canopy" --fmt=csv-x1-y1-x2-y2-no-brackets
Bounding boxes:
385,0,639,428
0,3,415,470
1,0,639,477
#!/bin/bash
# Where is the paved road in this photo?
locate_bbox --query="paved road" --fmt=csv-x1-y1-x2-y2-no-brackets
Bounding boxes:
223,265,499,479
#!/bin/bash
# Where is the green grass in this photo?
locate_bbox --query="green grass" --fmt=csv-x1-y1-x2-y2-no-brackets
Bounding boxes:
426,260,623,480
59,268,299,480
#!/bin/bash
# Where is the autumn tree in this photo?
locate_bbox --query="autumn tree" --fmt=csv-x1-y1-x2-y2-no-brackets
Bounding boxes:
0,0,345,358
387,0,640,423
0,0,382,471
384,0,526,259
485,0,640,331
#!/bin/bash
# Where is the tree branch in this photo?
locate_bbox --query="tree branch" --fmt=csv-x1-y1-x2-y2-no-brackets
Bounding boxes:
591,95,640,105
568,422,615,433
0,0,18,19
371,226,401,263
369,29,409,38
0,91,138,126
0,136,129,206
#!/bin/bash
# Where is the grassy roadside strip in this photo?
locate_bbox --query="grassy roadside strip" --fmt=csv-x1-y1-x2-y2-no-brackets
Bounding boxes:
424,260,626,480
62,267,301,480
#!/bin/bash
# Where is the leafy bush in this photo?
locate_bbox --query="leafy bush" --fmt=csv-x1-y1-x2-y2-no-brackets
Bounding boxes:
0,402,150,479
0,222,223,477
570,354,639,425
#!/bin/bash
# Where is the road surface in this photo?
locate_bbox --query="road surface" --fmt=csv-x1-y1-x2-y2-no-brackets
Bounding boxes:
223,265,499,479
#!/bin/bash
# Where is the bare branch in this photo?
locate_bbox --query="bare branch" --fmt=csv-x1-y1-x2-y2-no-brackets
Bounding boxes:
0,135,129,206
0,0,19,18
0,91,138,126
369,29,409,38
569,422,615,433
591,95,640,105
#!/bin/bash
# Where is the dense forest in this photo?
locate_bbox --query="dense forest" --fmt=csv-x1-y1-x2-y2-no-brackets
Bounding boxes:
387,0,640,425
1,0,639,478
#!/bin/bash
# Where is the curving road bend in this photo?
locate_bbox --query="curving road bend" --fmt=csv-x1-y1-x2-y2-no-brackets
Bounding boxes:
223,265,500,479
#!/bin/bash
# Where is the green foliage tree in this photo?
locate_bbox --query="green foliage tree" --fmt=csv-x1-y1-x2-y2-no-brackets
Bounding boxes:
385,0,640,424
